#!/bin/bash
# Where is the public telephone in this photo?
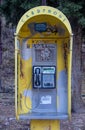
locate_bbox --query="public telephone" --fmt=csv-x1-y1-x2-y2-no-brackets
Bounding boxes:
15,6,72,121
33,66,56,89
32,43,57,89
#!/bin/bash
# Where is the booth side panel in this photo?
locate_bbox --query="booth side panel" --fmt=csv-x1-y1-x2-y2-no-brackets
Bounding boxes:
17,56,32,115
68,35,73,118
57,41,68,114
15,38,33,116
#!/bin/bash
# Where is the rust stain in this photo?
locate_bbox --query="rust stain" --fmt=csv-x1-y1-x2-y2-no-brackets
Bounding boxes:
20,93,22,110
20,59,24,78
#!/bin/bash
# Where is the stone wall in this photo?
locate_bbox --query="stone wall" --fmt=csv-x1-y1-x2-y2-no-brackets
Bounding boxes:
0,20,15,93
81,41,85,102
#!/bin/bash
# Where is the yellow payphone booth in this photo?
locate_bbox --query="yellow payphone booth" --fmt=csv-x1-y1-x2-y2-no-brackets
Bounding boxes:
15,6,73,130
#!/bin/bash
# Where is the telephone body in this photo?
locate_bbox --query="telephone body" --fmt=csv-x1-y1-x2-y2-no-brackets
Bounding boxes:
32,43,57,89
32,43,57,113
33,66,56,89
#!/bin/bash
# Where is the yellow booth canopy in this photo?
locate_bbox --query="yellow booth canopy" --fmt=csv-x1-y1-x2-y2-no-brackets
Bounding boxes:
16,6,72,38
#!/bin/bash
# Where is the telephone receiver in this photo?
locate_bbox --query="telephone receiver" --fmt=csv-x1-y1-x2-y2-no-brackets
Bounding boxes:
34,68,41,86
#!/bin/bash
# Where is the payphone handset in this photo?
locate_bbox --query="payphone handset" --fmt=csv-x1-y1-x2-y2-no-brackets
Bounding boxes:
32,43,57,89
33,67,41,87
33,66,56,89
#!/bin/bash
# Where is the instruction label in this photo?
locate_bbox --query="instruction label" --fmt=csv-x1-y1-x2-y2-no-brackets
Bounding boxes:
40,95,51,104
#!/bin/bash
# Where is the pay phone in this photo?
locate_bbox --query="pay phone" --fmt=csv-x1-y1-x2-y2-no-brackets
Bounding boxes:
15,6,72,121
32,43,57,89
32,43,57,113
33,66,56,89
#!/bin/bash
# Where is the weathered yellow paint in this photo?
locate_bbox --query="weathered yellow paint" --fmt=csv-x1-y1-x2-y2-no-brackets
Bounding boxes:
20,95,31,114
16,6,72,35
20,58,32,89
17,56,32,114
31,120,60,130
68,34,73,118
